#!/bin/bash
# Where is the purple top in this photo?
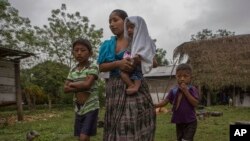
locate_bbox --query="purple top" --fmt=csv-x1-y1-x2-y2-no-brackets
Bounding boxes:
166,86,199,124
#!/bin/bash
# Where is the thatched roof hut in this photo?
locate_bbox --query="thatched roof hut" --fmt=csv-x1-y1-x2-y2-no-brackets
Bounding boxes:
173,34,250,90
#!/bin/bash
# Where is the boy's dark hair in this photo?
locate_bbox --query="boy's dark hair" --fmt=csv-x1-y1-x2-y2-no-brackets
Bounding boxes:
72,38,92,52
176,63,192,74
111,9,128,20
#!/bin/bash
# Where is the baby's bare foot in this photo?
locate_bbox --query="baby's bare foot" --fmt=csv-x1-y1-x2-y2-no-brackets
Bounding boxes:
126,85,138,95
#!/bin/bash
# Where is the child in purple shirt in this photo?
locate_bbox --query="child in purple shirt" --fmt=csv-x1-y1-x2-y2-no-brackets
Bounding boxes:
155,63,199,141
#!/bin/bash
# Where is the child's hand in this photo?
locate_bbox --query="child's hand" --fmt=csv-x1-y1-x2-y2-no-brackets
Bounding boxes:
153,56,158,68
179,83,189,93
68,82,73,87
64,80,76,93
68,82,76,88
133,54,141,65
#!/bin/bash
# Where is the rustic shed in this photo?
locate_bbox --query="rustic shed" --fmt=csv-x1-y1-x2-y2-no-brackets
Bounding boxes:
173,34,250,107
0,47,33,121
144,65,177,103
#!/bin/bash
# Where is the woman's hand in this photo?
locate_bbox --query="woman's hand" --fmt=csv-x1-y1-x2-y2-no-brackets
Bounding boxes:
118,58,134,72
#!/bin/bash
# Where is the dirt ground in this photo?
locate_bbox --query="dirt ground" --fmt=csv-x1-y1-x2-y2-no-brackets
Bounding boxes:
0,112,59,126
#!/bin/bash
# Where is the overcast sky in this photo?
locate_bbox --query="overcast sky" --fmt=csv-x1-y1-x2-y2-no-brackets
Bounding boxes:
8,0,250,61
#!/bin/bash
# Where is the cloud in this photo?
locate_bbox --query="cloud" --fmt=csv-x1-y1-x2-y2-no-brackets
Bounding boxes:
8,0,250,60
185,0,250,34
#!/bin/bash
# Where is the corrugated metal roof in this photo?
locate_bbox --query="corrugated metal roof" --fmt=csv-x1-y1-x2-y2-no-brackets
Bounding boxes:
0,47,34,61
144,65,177,77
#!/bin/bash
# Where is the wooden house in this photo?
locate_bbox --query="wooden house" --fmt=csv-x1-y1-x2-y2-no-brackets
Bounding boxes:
0,47,33,121
144,65,177,103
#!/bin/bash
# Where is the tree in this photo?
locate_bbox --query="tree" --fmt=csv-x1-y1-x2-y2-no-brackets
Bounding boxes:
0,0,43,68
0,0,36,50
21,70,46,110
191,29,235,41
215,29,235,38
38,4,103,67
30,60,70,110
155,48,169,66
1,0,29,49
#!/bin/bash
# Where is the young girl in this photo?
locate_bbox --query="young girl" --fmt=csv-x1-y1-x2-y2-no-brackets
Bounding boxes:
121,16,156,95
64,38,99,141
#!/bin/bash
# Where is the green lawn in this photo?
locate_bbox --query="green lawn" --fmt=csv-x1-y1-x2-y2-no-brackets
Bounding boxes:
0,105,250,141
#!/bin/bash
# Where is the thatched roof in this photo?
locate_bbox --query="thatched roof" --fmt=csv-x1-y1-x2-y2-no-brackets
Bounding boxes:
173,34,250,89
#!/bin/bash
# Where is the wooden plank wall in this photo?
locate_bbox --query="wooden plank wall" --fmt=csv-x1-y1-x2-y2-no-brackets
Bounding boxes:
145,77,176,93
0,60,16,103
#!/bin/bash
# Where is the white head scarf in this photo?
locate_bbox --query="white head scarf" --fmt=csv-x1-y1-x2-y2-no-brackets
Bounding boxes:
124,16,156,74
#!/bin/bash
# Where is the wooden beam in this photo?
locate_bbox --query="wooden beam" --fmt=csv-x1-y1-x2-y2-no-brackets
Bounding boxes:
14,60,23,121
0,101,16,106
207,91,211,106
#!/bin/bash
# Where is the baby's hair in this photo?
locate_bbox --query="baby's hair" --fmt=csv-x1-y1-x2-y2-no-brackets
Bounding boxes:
176,63,192,74
72,38,92,52
111,9,128,20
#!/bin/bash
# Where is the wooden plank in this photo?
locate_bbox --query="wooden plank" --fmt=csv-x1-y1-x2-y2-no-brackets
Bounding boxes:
0,77,15,85
0,85,15,93
0,67,15,77
0,101,16,106
0,60,14,68
0,93,16,102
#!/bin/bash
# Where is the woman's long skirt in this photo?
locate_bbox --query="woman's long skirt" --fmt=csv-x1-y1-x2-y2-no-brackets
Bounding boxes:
103,77,156,141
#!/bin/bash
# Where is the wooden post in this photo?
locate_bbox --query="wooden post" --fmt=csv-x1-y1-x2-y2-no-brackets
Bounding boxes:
155,87,160,102
198,85,202,101
14,60,23,121
233,84,236,107
207,91,211,106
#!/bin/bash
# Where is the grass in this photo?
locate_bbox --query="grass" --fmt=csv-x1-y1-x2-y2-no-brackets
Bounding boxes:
0,105,250,141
